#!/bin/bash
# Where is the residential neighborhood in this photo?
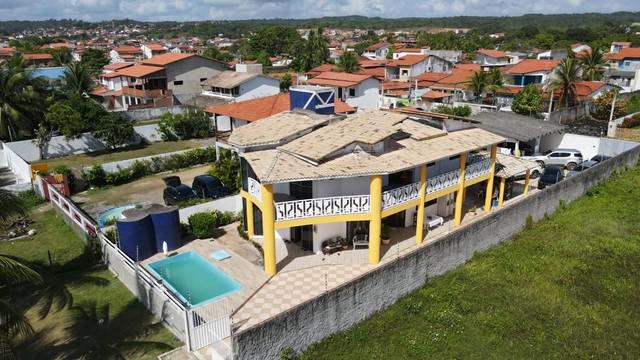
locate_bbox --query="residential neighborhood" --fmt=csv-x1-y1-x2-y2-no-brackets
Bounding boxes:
1,5,640,360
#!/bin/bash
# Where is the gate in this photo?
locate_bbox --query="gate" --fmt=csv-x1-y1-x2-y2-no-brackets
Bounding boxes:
186,297,232,351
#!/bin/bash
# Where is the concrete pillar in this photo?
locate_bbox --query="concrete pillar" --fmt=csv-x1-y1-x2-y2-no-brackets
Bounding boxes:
498,176,506,208
454,153,467,227
484,145,497,212
524,170,530,196
246,198,254,238
261,184,276,275
368,175,382,264
415,165,427,245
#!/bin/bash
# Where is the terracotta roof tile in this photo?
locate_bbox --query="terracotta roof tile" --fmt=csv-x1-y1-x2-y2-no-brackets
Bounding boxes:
504,59,560,74
115,64,164,78
366,41,390,51
477,48,509,58
608,47,640,61
113,45,142,55
387,55,427,67
308,71,373,87
22,53,53,60
422,91,453,99
141,53,193,66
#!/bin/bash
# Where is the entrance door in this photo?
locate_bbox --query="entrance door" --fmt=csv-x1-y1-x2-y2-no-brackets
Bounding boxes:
346,221,369,244
291,225,313,251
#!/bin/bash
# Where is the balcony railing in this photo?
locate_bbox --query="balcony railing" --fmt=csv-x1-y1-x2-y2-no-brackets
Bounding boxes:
465,157,491,180
247,178,261,201
275,195,370,222
382,182,420,210
427,169,460,194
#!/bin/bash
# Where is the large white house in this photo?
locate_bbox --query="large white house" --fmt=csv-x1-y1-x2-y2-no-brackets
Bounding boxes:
200,64,280,102
308,72,381,110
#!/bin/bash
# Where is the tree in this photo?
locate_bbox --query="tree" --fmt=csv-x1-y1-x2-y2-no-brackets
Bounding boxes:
592,90,627,120
386,47,395,60
208,148,240,193
202,46,233,63
48,47,72,66
45,102,84,140
80,48,109,75
468,70,487,102
485,68,505,104
62,61,94,96
93,113,135,149
546,57,582,109
256,50,271,68
512,84,543,116
280,73,292,92
434,105,472,117
158,110,212,140
0,55,43,141
580,49,607,81
336,51,360,73
247,26,301,57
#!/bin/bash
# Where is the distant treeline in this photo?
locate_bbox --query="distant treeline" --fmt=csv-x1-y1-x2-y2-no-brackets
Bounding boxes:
2,12,640,37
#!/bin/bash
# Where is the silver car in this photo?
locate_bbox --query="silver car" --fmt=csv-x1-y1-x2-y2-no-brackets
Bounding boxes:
522,148,583,170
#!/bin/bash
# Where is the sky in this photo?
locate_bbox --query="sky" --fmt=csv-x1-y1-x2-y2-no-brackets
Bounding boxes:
0,0,638,22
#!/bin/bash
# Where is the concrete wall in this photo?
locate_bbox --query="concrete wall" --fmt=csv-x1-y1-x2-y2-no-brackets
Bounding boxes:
548,103,590,124
538,133,637,160
4,144,31,183
121,105,185,121
232,142,640,360
346,78,380,111
92,148,197,174
236,77,280,101
178,194,242,222
166,56,225,98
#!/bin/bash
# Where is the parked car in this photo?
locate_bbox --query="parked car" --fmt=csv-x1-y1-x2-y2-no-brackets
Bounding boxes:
537,165,565,189
522,149,583,170
192,175,229,199
589,155,611,163
566,160,598,178
162,176,197,205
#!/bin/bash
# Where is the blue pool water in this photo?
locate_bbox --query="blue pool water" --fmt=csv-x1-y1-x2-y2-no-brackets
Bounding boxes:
31,67,66,80
147,252,241,306
97,204,140,228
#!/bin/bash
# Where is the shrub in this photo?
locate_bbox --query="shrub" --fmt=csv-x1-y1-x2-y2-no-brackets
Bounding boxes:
18,190,45,209
158,110,212,140
208,148,240,193
434,104,472,117
188,212,218,239
179,222,192,238
511,84,542,116
81,164,107,187
619,114,640,128
53,165,77,191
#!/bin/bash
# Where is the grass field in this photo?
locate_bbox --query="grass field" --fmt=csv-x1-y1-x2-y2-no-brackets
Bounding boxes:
33,139,203,171
301,165,640,359
0,205,181,358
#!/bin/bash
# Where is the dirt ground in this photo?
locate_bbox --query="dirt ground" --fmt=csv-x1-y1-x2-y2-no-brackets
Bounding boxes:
72,164,211,219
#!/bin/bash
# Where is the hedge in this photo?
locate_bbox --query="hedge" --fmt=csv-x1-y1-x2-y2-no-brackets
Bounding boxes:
187,210,241,239
81,147,216,187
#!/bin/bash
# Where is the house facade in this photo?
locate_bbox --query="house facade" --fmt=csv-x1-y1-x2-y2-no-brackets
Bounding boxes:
504,59,560,86
308,71,380,110
200,66,279,102
229,103,506,275
109,45,144,63
475,49,515,67
363,41,391,60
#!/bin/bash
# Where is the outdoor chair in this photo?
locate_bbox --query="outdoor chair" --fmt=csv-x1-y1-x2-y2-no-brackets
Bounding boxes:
352,234,369,249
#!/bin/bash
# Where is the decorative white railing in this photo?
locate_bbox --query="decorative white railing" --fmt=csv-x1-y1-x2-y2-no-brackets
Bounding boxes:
247,177,261,201
427,169,460,194
275,195,370,221
465,158,491,180
382,182,420,210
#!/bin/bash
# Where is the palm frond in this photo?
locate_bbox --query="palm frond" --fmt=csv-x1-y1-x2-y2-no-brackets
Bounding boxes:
0,255,42,286
0,299,34,339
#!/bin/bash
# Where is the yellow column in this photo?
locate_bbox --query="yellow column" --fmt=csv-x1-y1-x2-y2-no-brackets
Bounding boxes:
523,170,530,196
484,144,497,212
261,184,277,275
368,175,382,264
245,198,254,238
454,153,467,227
415,165,427,245
498,176,506,208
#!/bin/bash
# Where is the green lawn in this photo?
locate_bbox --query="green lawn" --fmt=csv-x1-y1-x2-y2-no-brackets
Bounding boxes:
302,165,640,359
33,139,203,171
1,205,181,358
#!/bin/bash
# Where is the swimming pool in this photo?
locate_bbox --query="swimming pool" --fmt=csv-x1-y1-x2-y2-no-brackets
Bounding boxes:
146,251,241,307
97,204,140,228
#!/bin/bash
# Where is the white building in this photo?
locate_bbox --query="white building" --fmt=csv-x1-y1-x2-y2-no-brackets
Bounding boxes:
308,72,381,110
200,64,280,102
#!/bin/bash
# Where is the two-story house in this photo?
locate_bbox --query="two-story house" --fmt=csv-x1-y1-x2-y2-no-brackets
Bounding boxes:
308,71,381,110
141,43,168,59
605,47,640,92
230,89,506,275
504,59,560,86
109,45,144,63
363,41,391,60
200,64,279,102
475,49,516,68
385,55,453,81
610,41,632,54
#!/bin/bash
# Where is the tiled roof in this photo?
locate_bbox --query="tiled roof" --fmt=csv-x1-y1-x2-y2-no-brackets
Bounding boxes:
366,41,390,51
115,64,164,78
104,62,134,71
228,111,330,148
307,63,335,75
358,67,385,79
141,53,194,66
608,47,640,61
204,93,355,122
477,48,509,58
358,59,388,68
415,72,450,82
387,55,427,67
101,71,122,78
201,71,259,88
22,53,53,60
0,47,15,56
431,68,475,89
144,43,166,51
308,71,373,87
504,59,560,74
454,63,481,71
113,45,142,54
422,91,453,99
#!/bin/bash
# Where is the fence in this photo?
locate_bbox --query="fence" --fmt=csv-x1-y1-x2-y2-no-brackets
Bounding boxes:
42,178,232,352
547,103,591,124
89,148,198,174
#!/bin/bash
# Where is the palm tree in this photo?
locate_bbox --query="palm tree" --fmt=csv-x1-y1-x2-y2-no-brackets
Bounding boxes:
0,55,41,141
469,70,487,102
0,189,42,357
580,49,607,81
336,51,360,73
62,61,94,96
485,68,505,105
546,57,582,109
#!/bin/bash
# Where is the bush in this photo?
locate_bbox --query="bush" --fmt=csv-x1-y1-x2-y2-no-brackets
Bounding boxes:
18,190,45,209
188,212,218,239
208,148,240,193
592,90,627,120
511,84,542,116
434,104,472,117
619,114,640,128
158,110,212,141
81,164,107,187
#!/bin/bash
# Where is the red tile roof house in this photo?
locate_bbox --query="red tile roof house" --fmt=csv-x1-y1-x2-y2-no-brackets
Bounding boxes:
475,48,517,67
109,45,144,63
385,54,454,81
0,47,16,59
203,92,354,135
504,59,561,87
141,43,168,59
22,53,56,67
362,41,391,60
307,71,381,110
93,53,228,111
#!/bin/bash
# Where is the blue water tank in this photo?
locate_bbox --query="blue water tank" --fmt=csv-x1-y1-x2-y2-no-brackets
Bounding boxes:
289,86,335,114
149,206,181,253
116,214,156,261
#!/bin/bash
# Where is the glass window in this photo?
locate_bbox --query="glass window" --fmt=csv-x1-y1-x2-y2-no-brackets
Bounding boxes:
174,80,183,86
349,88,356,97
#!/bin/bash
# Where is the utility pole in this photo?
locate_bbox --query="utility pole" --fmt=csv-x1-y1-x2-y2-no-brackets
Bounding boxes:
608,89,618,123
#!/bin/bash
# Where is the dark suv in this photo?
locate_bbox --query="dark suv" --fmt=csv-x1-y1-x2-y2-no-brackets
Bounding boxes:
162,176,197,205
192,175,229,199
537,165,564,189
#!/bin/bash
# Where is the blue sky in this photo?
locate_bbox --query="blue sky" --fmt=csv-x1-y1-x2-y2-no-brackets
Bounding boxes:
0,0,638,21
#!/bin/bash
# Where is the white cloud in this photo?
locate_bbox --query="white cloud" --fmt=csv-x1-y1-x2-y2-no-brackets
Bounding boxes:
0,0,637,21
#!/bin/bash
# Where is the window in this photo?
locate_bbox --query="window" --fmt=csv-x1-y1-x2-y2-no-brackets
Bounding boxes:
200,78,207,82
349,88,356,97
174,80,183,86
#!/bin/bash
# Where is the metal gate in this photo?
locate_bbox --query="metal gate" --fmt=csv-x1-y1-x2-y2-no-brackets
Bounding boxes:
186,297,232,351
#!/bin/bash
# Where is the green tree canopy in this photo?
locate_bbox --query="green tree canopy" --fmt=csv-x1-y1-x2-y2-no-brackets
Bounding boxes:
80,48,109,75
336,51,360,73
93,113,134,149
512,84,543,116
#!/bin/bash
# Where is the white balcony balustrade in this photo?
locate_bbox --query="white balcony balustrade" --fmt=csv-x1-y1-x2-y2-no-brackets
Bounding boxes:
465,157,491,180
247,178,262,201
381,182,420,210
427,169,460,194
275,195,371,222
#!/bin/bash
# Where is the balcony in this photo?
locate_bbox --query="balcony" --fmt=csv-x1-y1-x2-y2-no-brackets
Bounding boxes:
274,195,370,222
247,178,262,201
465,157,491,180
427,169,460,194
382,182,420,210
121,87,173,98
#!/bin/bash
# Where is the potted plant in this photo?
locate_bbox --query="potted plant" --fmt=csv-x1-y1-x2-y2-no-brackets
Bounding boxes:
381,224,391,245
338,236,349,250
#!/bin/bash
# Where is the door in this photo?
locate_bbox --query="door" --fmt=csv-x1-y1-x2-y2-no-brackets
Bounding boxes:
291,225,313,251
290,181,312,200
346,221,369,244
